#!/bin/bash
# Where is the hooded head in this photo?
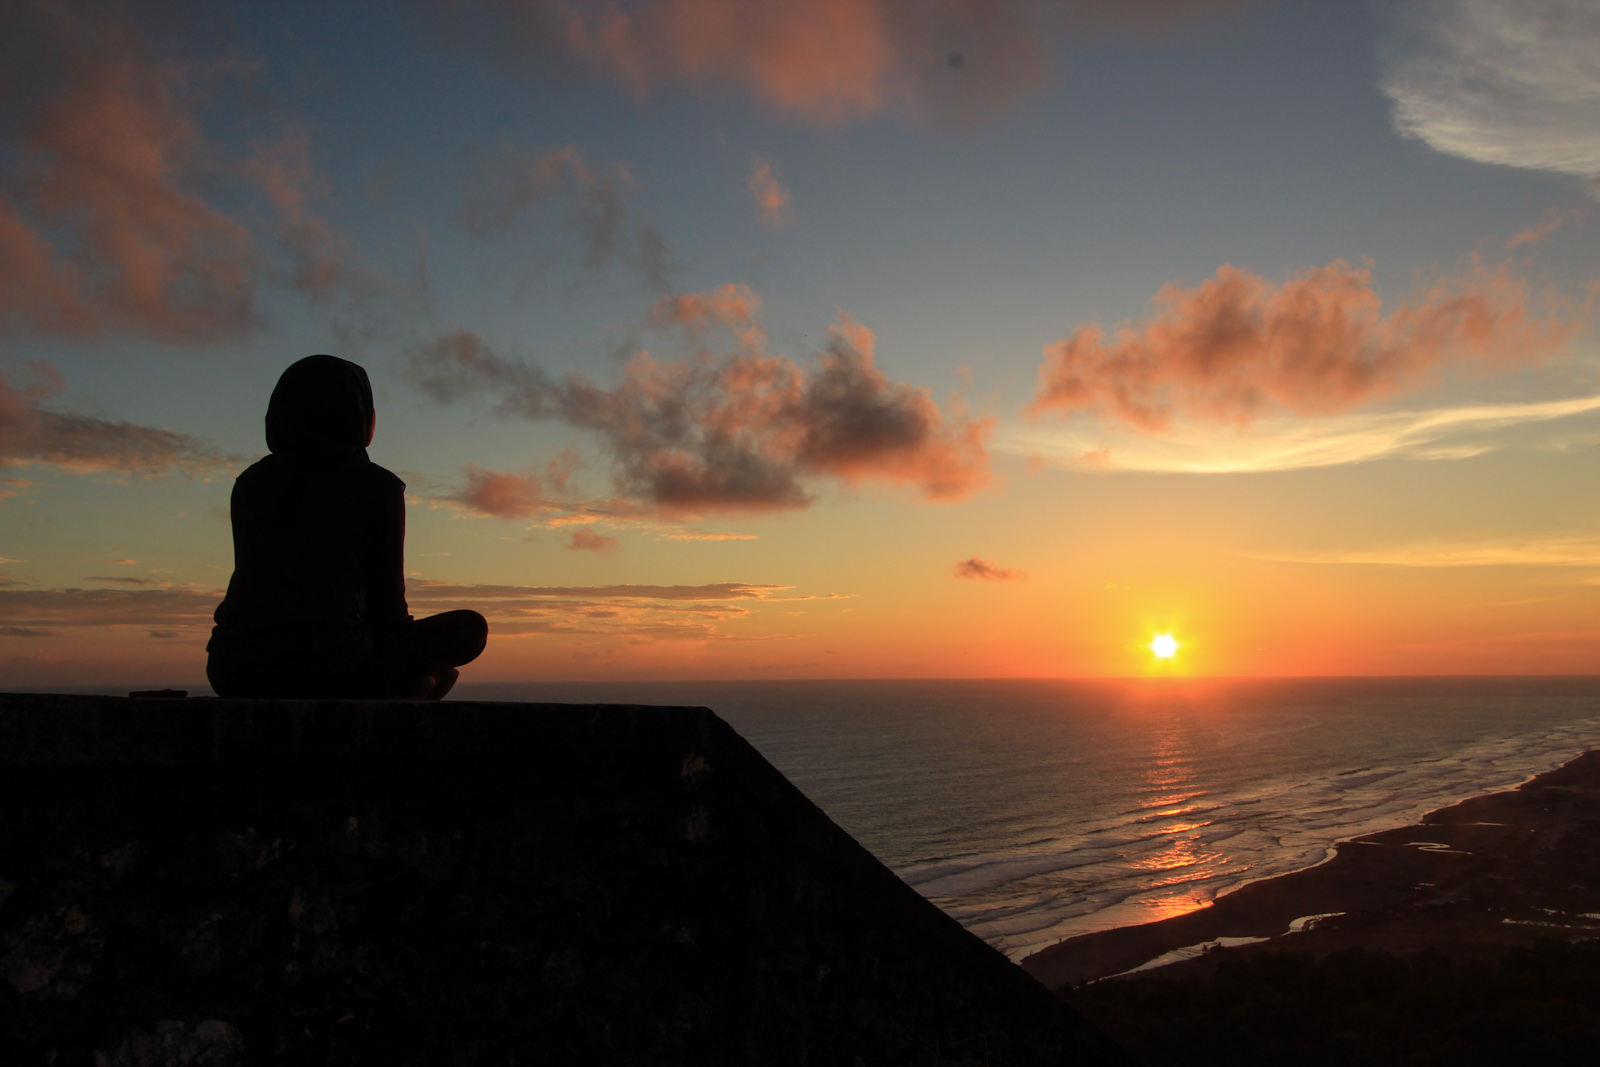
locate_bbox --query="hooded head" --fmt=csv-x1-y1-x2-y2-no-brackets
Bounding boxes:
265,355,375,456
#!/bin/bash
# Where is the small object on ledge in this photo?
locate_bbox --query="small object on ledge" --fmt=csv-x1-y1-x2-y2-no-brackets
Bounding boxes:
128,689,188,699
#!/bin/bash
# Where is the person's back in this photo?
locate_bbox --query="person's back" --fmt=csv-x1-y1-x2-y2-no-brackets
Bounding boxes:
208,355,485,699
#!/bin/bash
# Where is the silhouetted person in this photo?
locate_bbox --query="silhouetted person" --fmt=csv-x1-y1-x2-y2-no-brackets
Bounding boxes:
208,355,487,699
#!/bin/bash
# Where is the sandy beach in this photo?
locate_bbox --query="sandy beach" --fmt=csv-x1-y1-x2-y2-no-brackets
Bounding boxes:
1022,750,1600,991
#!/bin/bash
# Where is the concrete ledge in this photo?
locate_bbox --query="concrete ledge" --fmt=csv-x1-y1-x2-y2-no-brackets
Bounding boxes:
0,693,1129,1065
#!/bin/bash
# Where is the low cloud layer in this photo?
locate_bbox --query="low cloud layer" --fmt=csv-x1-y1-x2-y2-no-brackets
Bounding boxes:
411,581,784,600
409,578,805,643
1380,0,1600,182
410,297,991,513
0,586,218,632
951,557,1027,581
1250,535,1600,568
0,577,818,647
0,362,225,474
1012,392,1600,473
1028,259,1583,433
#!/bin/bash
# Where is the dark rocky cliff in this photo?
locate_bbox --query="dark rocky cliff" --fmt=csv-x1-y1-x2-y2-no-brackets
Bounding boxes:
0,694,1130,1065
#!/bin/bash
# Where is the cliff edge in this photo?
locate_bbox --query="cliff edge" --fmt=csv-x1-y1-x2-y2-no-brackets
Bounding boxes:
0,693,1129,1065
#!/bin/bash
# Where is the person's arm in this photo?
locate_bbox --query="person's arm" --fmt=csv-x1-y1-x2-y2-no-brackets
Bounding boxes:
365,476,412,635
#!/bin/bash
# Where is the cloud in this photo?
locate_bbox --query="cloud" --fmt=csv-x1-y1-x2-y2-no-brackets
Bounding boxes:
404,576,814,644
0,361,228,474
0,587,218,631
1380,0,1600,182
408,298,991,513
0,627,54,638
457,143,672,291
446,464,549,518
748,154,792,227
0,4,257,341
1250,536,1600,568
452,0,1273,126
951,557,1028,581
1506,206,1589,249
1027,259,1584,433
567,527,619,552
531,0,1060,125
646,282,765,350
147,630,179,638
1012,392,1600,473
410,581,785,600
243,126,350,301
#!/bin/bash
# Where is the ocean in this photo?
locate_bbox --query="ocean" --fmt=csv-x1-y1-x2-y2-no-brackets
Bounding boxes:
456,677,1600,962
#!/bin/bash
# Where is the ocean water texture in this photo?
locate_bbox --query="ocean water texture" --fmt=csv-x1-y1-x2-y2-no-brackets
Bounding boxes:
467,677,1600,962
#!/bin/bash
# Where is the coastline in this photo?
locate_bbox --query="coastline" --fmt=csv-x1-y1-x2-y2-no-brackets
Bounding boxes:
1021,748,1600,990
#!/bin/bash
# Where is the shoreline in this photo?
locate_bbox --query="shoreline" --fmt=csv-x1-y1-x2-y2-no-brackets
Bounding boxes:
1021,748,1600,990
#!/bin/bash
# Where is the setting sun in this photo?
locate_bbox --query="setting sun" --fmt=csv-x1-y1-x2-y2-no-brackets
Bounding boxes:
1151,634,1179,659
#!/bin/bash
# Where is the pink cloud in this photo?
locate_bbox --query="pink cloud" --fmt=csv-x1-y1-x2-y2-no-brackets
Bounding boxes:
410,298,992,513
1028,259,1586,432
473,0,1055,125
646,282,765,350
748,154,792,227
568,527,620,552
448,464,547,518
951,557,1027,581
461,0,1270,125
1506,206,1589,250
0,8,256,341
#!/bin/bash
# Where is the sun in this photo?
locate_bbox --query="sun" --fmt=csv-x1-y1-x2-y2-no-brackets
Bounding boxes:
1151,634,1179,659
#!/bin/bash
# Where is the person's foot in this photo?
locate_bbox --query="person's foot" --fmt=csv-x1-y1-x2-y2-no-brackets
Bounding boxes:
421,667,459,701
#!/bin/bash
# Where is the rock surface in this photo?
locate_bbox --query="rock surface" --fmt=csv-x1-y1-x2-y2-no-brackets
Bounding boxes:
0,693,1129,1065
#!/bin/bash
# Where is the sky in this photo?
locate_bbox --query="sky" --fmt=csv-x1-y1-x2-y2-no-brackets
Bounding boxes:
1,0,1598,687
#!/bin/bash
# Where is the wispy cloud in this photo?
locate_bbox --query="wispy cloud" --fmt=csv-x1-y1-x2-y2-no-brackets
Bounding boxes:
454,0,1264,127
951,557,1028,581
0,362,230,475
411,581,786,601
0,577,831,646
457,143,672,292
1250,535,1600,568
1027,258,1583,433
1013,392,1600,473
1507,206,1590,249
409,577,821,643
748,154,792,227
1380,0,1600,183
408,294,991,513
0,627,54,638
0,587,219,631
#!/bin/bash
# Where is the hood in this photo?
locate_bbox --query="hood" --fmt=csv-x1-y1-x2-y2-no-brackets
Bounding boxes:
264,355,375,456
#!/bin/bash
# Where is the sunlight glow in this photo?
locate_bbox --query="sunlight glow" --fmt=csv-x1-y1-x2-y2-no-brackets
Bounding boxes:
1151,634,1179,659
